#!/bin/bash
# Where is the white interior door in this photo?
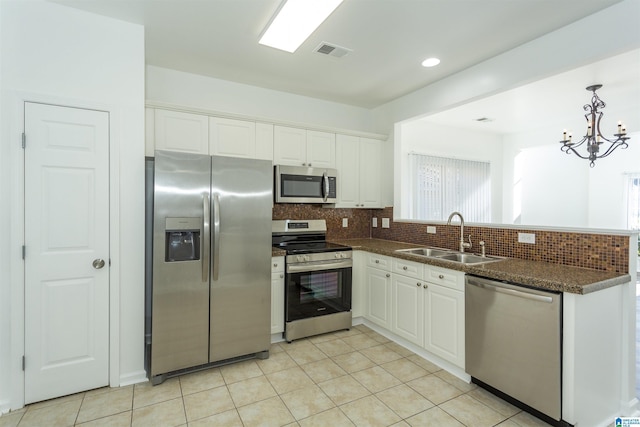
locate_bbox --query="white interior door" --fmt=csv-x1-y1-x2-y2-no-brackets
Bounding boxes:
24,102,110,404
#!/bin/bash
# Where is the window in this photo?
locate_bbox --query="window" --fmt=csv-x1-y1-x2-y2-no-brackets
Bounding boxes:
409,153,491,222
626,174,640,257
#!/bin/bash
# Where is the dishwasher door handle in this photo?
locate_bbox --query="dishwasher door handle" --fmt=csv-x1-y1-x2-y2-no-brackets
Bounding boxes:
467,278,554,303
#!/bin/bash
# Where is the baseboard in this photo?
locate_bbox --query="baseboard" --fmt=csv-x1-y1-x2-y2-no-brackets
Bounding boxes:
0,399,11,415
119,370,148,387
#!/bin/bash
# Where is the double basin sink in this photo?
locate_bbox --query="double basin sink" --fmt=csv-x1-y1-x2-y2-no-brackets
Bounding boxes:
395,247,504,265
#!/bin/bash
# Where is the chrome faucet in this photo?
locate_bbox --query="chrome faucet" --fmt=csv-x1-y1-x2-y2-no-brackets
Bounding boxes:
447,211,472,253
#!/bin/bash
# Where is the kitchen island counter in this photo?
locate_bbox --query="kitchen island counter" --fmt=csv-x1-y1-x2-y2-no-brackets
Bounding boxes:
329,238,630,295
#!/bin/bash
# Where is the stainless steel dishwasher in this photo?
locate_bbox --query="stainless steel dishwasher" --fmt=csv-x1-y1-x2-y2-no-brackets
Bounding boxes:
466,275,563,424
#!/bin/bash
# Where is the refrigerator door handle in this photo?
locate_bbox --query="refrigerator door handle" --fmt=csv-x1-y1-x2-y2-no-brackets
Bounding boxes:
322,171,329,202
212,192,221,281
202,194,210,283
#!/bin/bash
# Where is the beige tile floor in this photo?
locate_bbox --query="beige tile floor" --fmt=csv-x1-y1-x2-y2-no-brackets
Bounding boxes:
0,325,553,427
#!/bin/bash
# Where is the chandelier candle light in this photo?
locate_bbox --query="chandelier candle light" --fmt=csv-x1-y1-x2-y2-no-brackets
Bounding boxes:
559,84,630,167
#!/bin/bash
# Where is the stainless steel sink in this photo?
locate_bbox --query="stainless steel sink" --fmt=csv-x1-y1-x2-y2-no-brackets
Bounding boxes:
436,253,500,264
395,247,504,264
396,247,453,257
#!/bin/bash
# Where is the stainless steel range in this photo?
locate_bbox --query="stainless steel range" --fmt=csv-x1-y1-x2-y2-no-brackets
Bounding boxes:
272,220,352,342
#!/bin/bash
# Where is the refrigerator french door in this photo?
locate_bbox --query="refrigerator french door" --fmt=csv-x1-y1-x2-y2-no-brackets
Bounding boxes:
151,150,272,382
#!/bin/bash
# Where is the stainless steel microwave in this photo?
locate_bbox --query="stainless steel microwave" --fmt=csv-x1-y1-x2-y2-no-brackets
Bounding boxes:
274,165,337,204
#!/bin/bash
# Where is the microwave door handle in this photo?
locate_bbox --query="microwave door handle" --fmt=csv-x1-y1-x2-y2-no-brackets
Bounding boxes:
202,194,210,283
212,192,221,281
322,172,329,202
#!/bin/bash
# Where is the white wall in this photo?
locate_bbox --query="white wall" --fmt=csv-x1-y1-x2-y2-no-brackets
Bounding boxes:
0,0,145,411
146,65,376,134
397,121,503,222
501,128,640,229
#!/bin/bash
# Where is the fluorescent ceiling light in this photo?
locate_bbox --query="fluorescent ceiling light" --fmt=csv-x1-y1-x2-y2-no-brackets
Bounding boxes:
259,0,344,53
422,57,441,67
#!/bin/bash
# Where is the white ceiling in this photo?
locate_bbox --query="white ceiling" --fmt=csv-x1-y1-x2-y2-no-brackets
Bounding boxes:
52,0,625,109
419,49,640,135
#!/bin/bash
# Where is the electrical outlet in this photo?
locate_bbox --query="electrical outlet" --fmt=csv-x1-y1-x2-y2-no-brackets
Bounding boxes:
518,232,536,244
427,226,436,234
342,218,348,228
372,217,378,228
382,218,390,228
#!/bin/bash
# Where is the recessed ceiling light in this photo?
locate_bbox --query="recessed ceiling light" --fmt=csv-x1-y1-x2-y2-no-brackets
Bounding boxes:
421,57,441,67
259,0,344,53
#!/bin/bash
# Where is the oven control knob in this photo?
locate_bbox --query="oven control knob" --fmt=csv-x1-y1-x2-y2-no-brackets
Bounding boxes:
297,255,305,262
304,255,310,262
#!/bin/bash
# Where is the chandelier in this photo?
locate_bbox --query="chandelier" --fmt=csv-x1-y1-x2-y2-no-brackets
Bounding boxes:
559,84,630,167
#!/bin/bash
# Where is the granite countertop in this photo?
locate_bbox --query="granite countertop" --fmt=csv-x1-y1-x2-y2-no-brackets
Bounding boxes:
328,238,631,295
272,247,286,257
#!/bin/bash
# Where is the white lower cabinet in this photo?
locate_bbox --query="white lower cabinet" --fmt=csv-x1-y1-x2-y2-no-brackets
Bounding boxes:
391,274,424,346
359,251,466,369
271,257,285,334
365,265,392,330
351,251,365,318
423,281,465,368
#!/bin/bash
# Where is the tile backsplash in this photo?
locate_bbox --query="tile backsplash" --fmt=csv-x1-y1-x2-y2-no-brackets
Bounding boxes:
370,207,630,274
272,204,372,240
272,205,630,273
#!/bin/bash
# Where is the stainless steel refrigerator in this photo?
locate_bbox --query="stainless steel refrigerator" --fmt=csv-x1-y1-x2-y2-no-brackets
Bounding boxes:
149,150,272,383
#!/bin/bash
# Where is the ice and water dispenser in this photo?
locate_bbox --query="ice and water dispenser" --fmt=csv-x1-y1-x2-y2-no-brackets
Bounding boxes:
164,217,201,262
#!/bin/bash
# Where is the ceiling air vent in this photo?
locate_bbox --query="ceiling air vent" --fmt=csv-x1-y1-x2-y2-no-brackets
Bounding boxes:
314,42,352,58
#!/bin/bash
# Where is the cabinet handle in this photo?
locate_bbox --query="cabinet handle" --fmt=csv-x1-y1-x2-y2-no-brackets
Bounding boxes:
438,274,445,279
309,163,312,166
416,282,421,287
403,266,408,271
375,260,380,264
423,284,428,289
273,263,278,267
280,274,284,278
385,273,390,278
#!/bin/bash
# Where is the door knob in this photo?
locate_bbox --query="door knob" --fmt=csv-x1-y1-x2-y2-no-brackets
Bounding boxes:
92,259,105,269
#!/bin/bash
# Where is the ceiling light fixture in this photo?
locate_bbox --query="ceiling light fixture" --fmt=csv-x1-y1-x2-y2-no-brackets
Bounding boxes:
421,57,440,67
259,0,344,53
559,84,630,167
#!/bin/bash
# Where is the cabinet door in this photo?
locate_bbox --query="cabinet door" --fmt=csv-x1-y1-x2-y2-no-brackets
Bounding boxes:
392,274,424,346
366,267,392,329
424,283,465,368
273,126,307,166
271,257,285,334
306,130,336,168
359,138,382,208
145,108,155,157
336,134,360,207
209,117,256,158
154,109,209,154
256,123,274,161
351,251,366,318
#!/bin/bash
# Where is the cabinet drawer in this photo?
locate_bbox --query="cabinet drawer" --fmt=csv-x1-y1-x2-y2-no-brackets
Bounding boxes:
392,258,423,279
424,265,465,291
367,253,391,270
272,256,284,273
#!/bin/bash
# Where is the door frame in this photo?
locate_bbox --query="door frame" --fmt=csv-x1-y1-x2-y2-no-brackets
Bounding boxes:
8,91,121,410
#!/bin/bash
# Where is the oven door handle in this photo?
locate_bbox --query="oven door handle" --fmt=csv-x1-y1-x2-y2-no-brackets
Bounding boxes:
287,259,352,273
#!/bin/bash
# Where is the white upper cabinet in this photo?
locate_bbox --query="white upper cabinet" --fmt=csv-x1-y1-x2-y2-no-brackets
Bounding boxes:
273,126,336,168
209,117,256,159
255,123,274,161
145,107,155,157
306,130,336,168
336,134,382,208
154,109,209,154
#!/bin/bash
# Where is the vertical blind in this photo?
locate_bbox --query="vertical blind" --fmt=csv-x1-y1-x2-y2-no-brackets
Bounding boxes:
409,153,491,222
626,174,640,230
